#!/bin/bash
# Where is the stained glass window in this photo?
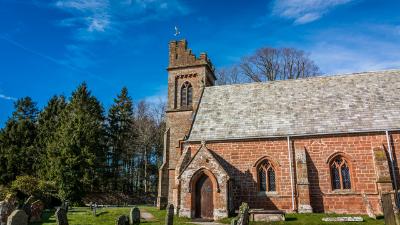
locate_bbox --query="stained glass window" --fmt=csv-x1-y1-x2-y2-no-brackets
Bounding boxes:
330,155,351,190
258,160,276,192
259,168,266,191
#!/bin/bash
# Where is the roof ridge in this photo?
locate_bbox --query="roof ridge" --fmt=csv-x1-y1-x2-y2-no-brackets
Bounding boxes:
208,69,400,89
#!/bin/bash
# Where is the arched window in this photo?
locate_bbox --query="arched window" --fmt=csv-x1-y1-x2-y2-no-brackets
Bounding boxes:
258,160,276,192
330,155,351,190
181,81,193,108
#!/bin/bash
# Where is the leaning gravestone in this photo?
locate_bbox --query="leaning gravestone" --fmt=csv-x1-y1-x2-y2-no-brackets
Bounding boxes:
7,210,28,225
130,207,140,225
55,208,69,225
165,204,174,225
237,203,249,225
0,194,17,225
116,215,129,225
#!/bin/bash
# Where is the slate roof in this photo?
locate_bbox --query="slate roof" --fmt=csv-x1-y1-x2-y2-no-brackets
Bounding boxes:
188,70,400,141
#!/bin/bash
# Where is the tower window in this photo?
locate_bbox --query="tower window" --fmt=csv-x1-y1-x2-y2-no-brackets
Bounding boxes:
181,81,193,108
258,160,276,192
330,155,351,190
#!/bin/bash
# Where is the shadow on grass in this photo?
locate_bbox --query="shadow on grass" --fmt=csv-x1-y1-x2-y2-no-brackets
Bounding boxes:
284,217,297,221
96,211,109,217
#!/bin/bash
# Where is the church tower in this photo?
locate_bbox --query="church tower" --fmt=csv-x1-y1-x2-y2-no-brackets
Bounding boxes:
157,40,216,209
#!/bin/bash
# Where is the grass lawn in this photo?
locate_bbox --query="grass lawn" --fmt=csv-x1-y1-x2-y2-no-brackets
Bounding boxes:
30,206,193,225
31,206,385,225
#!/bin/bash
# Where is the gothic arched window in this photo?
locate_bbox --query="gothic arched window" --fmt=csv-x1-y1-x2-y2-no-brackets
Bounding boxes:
181,81,193,108
330,155,351,190
258,160,276,192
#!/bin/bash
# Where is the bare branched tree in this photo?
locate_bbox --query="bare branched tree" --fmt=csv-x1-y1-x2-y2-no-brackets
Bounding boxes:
216,47,320,85
216,66,247,85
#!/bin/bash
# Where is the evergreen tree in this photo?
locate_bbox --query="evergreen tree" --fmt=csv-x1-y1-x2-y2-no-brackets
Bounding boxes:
106,87,136,191
49,83,106,202
36,95,67,179
0,97,38,184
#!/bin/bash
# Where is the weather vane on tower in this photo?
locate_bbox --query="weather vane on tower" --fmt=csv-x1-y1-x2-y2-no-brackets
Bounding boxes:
174,26,180,37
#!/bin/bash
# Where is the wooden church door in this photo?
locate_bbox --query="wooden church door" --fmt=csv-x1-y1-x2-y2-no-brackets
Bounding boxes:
195,174,214,219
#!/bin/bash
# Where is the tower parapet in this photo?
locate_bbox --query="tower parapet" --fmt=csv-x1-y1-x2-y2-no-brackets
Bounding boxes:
168,40,214,72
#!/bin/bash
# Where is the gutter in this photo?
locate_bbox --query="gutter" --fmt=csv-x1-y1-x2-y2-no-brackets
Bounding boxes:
186,128,400,143
287,136,295,211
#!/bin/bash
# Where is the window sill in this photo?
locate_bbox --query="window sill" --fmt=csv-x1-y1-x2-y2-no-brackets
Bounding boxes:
326,190,355,195
257,191,279,197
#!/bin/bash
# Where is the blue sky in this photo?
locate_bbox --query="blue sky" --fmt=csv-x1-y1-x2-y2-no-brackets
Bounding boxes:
1,0,400,126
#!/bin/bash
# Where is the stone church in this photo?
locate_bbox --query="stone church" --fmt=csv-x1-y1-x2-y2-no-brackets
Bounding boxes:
157,39,400,220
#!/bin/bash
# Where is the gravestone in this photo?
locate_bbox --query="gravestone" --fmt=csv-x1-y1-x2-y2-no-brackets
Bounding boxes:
29,200,44,222
165,204,174,225
116,215,129,225
55,208,69,225
130,207,140,225
361,193,376,219
237,203,249,225
0,194,17,225
230,217,238,225
382,193,396,225
6,210,28,225
322,217,363,222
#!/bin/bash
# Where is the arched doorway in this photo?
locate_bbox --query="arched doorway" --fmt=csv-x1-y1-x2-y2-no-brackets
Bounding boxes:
195,174,214,219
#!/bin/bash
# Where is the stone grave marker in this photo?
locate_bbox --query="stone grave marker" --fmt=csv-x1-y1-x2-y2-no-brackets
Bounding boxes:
382,193,396,225
0,194,17,225
322,217,363,222
237,202,249,225
6,210,28,225
116,215,129,225
55,208,69,225
165,204,174,225
130,207,140,225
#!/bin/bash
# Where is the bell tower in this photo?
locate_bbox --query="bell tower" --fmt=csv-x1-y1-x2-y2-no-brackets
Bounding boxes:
157,40,216,209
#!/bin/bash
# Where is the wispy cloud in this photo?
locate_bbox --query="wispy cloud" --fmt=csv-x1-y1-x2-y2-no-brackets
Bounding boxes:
0,94,17,101
54,0,189,41
0,35,108,83
271,0,356,24
309,24,400,74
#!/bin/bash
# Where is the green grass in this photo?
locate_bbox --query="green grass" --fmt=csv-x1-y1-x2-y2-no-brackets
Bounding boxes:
30,206,193,225
219,213,385,225
31,206,385,225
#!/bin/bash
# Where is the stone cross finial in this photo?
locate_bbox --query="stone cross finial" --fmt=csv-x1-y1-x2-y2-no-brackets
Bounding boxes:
201,139,206,147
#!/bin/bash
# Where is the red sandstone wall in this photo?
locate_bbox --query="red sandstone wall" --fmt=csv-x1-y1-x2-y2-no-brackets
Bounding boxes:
187,132,400,215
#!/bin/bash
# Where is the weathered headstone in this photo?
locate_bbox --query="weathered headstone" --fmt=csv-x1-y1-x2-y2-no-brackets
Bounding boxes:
29,200,44,222
55,208,69,225
165,204,174,225
230,217,238,225
0,194,17,225
237,203,249,225
382,193,396,225
130,207,140,225
116,215,129,225
6,210,28,225
92,203,97,216
321,217,363,222
361,193,376,219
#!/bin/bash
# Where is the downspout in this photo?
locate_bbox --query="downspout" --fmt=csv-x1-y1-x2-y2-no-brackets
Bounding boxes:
287,136,295,211
386,130,399,206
